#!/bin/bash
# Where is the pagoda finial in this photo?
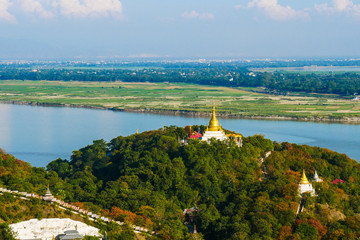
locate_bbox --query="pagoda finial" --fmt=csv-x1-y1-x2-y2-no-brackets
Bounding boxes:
136,128,138,134
299,169,310,184
208,104,221,131
46,184,51,195
189,125,192,136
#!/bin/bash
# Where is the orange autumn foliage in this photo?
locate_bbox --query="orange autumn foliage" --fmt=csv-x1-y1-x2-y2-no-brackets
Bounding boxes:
110,206,137,223
275,202,291,212
100,209,110,216
285,170,301,182
348,176,355,183
279,225,292,240
72,202,85,209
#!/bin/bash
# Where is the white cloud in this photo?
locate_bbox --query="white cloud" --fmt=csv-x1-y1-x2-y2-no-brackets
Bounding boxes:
315,3,335,14
55,0,122,18
0,0,16,22
182,10,214,20
248,0,309,20
234,5,242,10
21,0,55,18
334,0,353,11
315,0,360,17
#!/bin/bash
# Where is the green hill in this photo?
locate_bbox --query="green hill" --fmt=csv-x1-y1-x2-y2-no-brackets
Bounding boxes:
2,127,360,239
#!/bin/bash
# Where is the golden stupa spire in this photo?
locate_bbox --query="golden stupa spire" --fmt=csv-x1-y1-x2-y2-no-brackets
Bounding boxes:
299,169,310,184
136,128,138,134
208,104,221,131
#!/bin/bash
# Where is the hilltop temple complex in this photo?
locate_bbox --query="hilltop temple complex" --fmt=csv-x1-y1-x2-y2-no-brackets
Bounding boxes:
186,105,242,146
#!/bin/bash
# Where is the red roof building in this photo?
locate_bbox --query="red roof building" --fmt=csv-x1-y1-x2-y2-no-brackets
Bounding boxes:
331,179,345,184
189,131,202,139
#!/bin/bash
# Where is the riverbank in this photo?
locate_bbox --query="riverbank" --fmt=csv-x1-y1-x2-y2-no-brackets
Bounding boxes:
2,100,360,124
1,80,360,123
2,101,360,165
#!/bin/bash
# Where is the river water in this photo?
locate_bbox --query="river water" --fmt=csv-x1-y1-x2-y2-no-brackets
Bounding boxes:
0,103,359,167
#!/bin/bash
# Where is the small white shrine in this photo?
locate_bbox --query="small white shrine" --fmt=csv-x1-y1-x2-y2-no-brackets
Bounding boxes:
43,186,56,202
313,170,323,183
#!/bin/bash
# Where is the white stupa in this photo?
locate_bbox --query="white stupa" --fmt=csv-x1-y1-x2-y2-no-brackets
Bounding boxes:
298,169,316,196
43,186,56,202
313,170,323,183
201,105,228,142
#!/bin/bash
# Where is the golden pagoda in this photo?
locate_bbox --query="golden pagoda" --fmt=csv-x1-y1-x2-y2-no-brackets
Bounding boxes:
298,169,316,196
299,169,310,184
201,104,227,142
208,105,222,131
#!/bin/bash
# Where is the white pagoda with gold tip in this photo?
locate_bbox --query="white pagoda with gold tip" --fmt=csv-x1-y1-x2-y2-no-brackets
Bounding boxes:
313,170,323,183
298,169,316,196
201,105,228,142
43,185,56,202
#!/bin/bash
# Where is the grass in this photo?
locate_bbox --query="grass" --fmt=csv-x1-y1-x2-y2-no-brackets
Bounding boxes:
0,80,360,120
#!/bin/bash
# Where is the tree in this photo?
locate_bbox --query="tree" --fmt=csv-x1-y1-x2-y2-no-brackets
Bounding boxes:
0,223,16,240
295,222,318,240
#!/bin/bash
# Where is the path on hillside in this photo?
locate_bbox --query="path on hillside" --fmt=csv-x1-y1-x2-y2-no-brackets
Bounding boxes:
0,187,155,235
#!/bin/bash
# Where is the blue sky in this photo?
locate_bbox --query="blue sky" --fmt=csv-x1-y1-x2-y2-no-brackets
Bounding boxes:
0,0,360,59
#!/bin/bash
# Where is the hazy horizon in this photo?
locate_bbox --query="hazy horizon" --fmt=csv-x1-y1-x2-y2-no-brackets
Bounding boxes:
1,0,360,59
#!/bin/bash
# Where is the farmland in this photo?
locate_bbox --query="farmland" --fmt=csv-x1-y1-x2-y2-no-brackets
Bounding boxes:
1,80,360,122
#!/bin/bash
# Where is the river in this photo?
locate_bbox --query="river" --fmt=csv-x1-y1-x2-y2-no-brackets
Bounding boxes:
0,103,359,167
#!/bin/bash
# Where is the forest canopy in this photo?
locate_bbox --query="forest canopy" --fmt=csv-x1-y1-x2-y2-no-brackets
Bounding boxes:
1,126,360,239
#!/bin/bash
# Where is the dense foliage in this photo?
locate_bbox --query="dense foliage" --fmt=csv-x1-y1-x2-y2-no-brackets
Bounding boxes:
0,223,16,240
2,127,360,239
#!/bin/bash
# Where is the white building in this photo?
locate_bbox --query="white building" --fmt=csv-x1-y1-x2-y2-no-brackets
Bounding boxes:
10,218,102,240
298,169,316,196
313,170,323,183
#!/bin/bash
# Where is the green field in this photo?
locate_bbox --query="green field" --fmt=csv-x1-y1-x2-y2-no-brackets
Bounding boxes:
1,80,360,121
251,66,360,74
